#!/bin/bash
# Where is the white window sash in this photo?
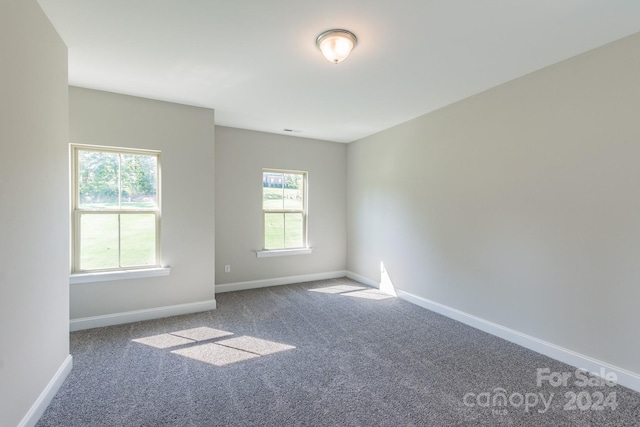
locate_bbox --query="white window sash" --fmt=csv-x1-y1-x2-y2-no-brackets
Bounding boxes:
261,170,308,251
71,144,161,273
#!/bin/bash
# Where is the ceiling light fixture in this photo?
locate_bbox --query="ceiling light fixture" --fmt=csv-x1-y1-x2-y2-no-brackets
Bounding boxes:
315,29,357,64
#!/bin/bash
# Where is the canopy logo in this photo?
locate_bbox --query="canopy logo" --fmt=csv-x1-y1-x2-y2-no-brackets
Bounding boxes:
462,367,619,416
536,368,617,388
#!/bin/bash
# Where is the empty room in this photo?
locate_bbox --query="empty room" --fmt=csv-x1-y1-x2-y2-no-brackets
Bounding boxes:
2,0,640,426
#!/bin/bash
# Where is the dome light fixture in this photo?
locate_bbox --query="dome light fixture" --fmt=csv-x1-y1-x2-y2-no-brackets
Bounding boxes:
315,29,357,64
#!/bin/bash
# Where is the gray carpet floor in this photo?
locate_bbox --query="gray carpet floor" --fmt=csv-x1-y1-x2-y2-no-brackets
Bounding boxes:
38,278,640,426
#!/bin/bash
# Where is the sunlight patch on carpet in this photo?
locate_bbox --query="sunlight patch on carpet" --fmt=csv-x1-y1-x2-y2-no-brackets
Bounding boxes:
171,327,233,341
308,283,395,300
132,333,196,349
172,343,259,366
133,327,295,367
216,336,296,356
308,284,368,294
342,289,394,300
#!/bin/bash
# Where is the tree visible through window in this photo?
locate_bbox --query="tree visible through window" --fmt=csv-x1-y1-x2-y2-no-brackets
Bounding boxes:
72,145,161,272
262,170,307,250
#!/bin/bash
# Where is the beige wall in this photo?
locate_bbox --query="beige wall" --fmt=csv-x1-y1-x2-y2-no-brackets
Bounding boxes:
347,32,640,374
215,126,347,285
0,1,70,425
69,88,215,318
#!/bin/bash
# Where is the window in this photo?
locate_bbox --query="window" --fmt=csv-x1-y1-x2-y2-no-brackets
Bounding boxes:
262,169,307,250
72,145,161,273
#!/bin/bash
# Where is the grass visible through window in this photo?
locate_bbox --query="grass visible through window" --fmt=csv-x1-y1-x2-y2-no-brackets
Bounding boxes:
74,146,160,272
262,171,305,250
79,214,156,271
264,213,303,249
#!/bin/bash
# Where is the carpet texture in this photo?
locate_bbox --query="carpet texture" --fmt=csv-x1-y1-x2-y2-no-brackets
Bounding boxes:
37,278,640,426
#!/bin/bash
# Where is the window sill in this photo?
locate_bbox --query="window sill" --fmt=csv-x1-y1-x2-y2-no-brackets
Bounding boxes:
69,267,171,284
255,248,313,258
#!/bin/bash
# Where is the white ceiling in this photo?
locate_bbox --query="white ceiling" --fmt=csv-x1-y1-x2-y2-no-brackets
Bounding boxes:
38,0,640,143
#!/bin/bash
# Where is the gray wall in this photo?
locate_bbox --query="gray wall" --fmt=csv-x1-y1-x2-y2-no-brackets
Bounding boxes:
69,88,215,319
347,32,640,375
0,1,69,425
215,126,346,284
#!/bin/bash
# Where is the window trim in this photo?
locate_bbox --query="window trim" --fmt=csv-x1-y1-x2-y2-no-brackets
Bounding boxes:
255,248,312,258
262,168,308,251
71,144,162,274
69,266,171,284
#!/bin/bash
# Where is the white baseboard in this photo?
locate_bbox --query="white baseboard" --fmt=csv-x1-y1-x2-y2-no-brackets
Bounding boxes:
346,270,379,288
346,271,640,394
215,270,347,293
19,354,72,427
70,299,217,332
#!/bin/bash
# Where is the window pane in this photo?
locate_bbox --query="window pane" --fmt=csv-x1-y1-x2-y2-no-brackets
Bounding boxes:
121,154,158,209
284,213,303,248
79,214,119,270
121,214,156,267
263,172,284,210
264,212,284,249
78,150,119,209
283,173,303,210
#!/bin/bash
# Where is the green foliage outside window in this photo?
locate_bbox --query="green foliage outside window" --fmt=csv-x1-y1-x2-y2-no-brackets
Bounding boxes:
78,150,157,209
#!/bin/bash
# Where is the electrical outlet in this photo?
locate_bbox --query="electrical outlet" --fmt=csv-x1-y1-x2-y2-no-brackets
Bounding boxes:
224,265,231,273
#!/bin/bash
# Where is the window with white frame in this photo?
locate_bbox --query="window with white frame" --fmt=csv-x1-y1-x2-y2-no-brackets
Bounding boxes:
72,145,161,273
262,169,307,250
